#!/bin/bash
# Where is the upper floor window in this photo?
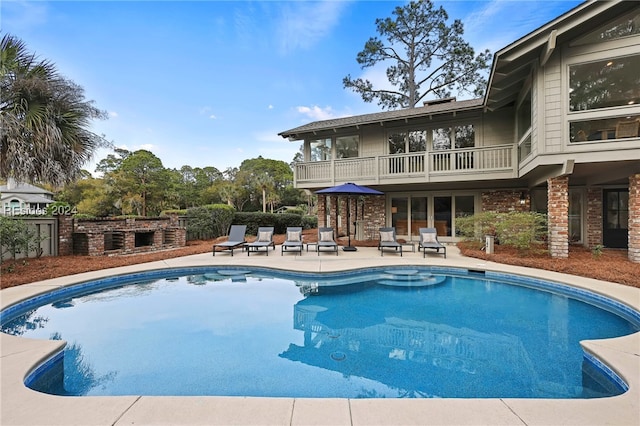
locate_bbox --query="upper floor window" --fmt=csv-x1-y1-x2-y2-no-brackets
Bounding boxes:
572,8,640,46
432,125,475,150
569,54,640,111
335,135,359,159
388,131,426,154
517,89,532,162
310,138,331,161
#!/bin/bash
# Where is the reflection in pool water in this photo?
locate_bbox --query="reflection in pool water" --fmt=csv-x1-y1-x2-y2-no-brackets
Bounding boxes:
1,267,638,398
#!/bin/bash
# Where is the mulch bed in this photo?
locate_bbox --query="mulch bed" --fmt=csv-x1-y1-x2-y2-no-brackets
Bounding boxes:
1,230,638,289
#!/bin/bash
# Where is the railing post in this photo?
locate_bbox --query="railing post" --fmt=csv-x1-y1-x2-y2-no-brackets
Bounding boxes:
330,159,335,185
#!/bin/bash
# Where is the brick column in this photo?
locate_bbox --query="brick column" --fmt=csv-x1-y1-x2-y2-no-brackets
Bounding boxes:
56,214,74,256
586,187,603,249
548,176,569,258
629,174,640,263
338,196,348,237
317,195,327,228
328,196,338,231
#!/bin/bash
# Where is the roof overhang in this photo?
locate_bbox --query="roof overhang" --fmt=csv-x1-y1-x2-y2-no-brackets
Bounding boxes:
485,0,636,111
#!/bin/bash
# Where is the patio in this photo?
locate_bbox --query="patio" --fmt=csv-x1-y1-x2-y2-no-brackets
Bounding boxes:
1,245,639,425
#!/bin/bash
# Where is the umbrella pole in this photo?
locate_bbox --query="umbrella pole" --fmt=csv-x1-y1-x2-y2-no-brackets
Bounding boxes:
343,196,357,251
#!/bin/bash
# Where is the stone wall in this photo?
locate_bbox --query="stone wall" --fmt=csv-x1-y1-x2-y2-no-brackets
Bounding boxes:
481,190,530,212
629,174,640,263
547,176,569,258
586,187,603,249
317,194,385,240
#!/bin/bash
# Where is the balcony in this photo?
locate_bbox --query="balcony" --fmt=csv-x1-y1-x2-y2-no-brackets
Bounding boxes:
294,145,516,188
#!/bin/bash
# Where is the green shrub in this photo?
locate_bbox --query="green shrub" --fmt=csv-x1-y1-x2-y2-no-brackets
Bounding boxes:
186,204,235,240
495,211,547,253
456,211,547,254
0,217,46,262
455,211,499,242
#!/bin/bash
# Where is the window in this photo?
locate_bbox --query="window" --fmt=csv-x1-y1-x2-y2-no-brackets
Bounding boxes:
454,125,475,148
388,132,406,154
569,54,640,112
572,8,640,46
432,128,452,150
408,130,426,152
517,89,532,162
309,138,331,161
568,189,583,243
336,135,359,159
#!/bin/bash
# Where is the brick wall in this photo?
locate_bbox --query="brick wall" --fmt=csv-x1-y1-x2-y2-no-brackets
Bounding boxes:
317,195,327,228
481,190,530,212
629,174,640,263
73,217,186,256
547,176,569,258
56,214,74,256
317,194,385,240
586,187,603,248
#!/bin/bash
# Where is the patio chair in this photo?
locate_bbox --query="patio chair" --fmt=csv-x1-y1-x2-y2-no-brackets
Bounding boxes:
246,226,275,256
281,227,303,255
317,227,338,256
212,224,247,256
378,227,402,257
418,227,446,258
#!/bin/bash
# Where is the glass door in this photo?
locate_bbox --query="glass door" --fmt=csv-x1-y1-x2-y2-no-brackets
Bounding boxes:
433,196,452,236
410,197,428,237
603,189,628,248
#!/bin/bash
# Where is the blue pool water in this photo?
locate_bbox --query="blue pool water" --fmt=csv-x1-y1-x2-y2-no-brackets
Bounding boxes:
1,266,639,399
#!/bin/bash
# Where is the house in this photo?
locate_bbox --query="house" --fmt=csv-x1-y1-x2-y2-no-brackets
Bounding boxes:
279,0,640,263
0,178,54,216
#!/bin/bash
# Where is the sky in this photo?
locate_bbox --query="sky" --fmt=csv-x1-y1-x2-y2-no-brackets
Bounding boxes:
2,0,584,175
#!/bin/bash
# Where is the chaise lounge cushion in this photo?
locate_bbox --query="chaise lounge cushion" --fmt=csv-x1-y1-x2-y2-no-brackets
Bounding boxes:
287,230,301,242
380,231,395,242
320,231,334,242
258,231,272,242
421,232,437,243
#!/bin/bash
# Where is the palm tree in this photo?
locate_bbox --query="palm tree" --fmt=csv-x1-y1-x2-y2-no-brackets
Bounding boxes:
255,173,274,213
1,34,108,186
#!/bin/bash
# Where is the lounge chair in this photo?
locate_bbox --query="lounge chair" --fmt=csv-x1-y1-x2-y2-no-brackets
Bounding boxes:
418,227,446,258
246,226,275,256
317,227,338,256
212,224,247,256
281,227,303,255
378,227,402,256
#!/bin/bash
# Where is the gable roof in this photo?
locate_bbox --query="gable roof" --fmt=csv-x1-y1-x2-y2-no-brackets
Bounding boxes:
485,0,637,110
0,180,53,196
279,98,483,140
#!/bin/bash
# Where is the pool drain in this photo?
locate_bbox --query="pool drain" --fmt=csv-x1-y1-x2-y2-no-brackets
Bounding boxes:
330,351,346,361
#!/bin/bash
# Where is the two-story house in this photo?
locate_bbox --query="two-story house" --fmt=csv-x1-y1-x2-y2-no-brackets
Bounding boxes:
279,0,640,263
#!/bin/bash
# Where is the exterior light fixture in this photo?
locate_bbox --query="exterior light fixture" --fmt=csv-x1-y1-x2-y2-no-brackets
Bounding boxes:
519,192,526,205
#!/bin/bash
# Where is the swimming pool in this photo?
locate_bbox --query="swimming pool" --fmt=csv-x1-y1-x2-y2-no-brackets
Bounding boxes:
1,266,638,399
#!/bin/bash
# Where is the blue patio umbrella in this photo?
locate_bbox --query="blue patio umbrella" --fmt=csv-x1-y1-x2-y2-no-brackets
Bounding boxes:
316,183,384,251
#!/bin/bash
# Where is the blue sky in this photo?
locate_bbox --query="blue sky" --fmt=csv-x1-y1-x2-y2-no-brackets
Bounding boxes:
2,0,583,174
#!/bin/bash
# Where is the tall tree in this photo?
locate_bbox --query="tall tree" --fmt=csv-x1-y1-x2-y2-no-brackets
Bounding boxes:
0,34,108,185
343,0,491,110
115,150,168,216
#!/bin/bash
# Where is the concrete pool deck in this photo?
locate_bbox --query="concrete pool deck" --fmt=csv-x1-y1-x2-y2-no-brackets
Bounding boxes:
1,245,639,425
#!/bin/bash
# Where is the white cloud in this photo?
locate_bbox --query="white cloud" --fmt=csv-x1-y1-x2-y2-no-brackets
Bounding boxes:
296,105,335,121
268,105,274,110
276,1,351,54
1,0,48,32
108,111,118,118
209,114,217,120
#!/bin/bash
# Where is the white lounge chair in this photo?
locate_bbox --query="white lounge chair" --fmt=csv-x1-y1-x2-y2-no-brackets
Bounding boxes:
317,227,338,256
281,227,303,255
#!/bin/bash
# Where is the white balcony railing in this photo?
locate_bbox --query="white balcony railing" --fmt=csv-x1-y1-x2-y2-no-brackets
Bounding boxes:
294,145,515,185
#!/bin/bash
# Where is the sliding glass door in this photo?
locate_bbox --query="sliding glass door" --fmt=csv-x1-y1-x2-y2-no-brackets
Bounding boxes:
390,194,476,239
